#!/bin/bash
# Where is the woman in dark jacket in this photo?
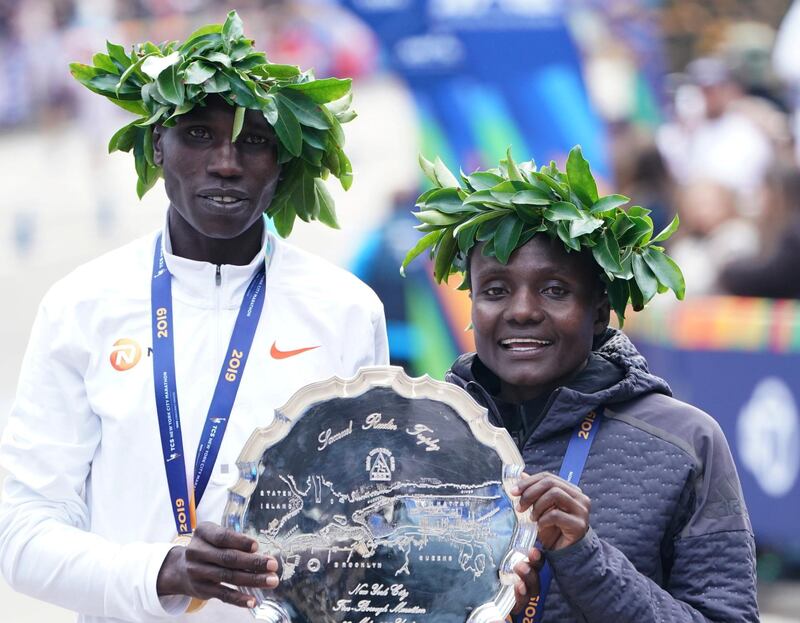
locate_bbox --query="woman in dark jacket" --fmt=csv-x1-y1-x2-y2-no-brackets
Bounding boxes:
404,148,759,622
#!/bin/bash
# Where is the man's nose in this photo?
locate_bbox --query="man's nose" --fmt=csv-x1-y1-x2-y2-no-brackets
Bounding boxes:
207,140,243,177
505,289,544,324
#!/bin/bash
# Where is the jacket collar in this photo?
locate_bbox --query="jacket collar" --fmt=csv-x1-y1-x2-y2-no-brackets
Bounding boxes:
159,216,273,310
447,329,672,442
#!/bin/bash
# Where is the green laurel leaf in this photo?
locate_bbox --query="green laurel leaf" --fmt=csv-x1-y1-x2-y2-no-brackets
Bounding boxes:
494,215,524,264
277,90,331,130
231,106,245,142
642,248,686,300
632,252,658,304
566,145,599,207
401,230,443,276
651,214,680,243
184,60,216,85
272,97,302,156
286,78,352,104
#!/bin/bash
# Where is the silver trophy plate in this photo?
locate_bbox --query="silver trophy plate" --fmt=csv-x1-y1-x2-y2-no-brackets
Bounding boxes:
222,366,536,623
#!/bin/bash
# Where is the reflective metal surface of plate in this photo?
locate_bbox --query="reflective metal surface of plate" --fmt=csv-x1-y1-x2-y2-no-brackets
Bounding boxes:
223,366,536,623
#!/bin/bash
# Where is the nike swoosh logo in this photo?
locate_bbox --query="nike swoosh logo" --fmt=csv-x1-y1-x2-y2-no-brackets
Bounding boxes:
270,341,320,360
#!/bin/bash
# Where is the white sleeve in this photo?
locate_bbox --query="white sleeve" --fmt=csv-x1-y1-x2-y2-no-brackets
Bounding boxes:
0,291,182,621
372,301,390,366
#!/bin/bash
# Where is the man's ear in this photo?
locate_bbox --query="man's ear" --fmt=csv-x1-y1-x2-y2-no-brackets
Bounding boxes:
152,126,164,166
594,291,611,336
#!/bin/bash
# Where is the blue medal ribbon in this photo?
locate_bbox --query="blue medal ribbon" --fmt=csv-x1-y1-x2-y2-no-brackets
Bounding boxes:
510,407,604,623
151,234,266,535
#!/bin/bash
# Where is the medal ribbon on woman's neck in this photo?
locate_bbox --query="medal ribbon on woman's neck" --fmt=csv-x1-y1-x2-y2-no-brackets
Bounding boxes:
509,408,604,623
151,233,266,535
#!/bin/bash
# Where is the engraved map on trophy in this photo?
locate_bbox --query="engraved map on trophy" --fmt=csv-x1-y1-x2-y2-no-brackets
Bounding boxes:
223,367,536,623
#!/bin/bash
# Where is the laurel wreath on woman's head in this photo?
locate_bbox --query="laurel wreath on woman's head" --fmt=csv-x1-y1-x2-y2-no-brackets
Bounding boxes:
69,10,355,237
401,146,685,325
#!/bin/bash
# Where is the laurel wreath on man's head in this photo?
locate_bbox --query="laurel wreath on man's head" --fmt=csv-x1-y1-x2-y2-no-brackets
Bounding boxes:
69,10,355,237
401,146,685,325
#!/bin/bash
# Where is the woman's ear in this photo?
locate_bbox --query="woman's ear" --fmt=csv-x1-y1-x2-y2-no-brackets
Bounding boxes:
152,126,164,166
594,290,611,336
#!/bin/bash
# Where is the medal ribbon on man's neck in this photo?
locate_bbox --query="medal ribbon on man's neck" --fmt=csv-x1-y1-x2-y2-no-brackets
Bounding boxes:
150,233,266,535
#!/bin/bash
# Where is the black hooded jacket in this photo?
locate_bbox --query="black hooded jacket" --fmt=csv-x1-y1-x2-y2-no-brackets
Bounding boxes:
446,329,758,623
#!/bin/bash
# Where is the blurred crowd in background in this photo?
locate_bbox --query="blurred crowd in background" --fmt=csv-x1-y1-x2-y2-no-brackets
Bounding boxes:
0,0,374,133
3,0,800,295
1,0,799,618
586,0,800,300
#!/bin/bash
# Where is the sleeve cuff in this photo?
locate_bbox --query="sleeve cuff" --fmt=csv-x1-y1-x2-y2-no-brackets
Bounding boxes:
544,526,599,570
145,542,190,617
158,594,192,616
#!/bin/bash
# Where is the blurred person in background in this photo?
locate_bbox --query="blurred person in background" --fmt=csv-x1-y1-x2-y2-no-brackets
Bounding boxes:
668,180,759,295
0,0,29,128
610,122,676,234
680,56,775,200
17,0,78,124
719,162,800,298
0,12,389,623
774,0,800,163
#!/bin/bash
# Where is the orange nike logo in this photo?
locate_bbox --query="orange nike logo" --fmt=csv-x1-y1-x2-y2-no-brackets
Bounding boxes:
270,341,320,359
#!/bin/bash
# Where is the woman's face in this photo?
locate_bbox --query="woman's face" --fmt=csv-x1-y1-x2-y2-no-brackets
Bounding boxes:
469,236,610,403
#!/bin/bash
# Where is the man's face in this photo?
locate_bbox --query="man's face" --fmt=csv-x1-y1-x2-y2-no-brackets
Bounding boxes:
470,236,610,403
153,98,281,239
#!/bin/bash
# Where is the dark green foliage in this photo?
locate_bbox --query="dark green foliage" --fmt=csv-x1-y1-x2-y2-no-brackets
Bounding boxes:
401,147,685,326
69,11,355,237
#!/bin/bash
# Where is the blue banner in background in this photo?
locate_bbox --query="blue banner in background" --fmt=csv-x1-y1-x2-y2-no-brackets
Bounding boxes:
344,0,610,377
342,0,608,176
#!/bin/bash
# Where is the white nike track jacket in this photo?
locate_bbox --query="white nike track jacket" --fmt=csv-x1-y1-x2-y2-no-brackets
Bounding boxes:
0,224,389,622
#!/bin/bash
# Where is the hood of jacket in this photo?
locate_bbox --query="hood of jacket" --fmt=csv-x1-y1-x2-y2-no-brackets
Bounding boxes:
446,328,672,443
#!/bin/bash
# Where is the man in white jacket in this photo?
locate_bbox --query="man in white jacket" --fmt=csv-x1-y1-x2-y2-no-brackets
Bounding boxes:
0,13,388,623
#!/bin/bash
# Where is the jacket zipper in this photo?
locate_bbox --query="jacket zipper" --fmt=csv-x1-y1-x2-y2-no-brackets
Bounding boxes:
215,265,222,371
516,404,526,450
